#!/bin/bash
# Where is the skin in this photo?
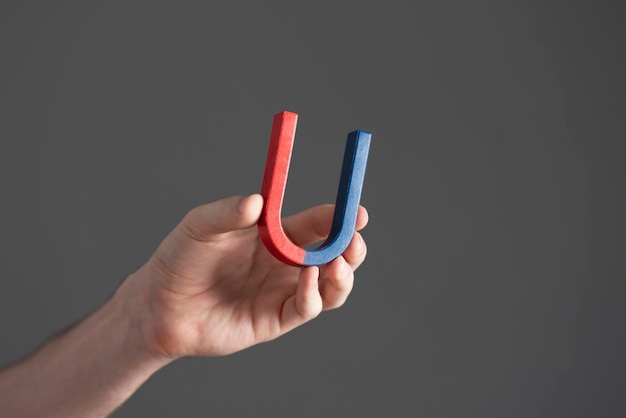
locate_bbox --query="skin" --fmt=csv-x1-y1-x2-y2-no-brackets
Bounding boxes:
0,194,368,417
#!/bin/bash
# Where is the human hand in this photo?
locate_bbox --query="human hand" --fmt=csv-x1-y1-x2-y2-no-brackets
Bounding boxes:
119,194,368,359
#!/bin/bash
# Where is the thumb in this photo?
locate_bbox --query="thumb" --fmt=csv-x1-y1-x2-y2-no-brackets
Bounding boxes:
179,194,264,241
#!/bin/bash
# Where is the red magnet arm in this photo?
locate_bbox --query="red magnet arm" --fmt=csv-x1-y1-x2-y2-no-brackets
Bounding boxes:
258,111,306,265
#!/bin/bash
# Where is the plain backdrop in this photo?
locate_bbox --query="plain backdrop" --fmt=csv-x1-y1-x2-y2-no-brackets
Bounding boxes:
1,1,625,417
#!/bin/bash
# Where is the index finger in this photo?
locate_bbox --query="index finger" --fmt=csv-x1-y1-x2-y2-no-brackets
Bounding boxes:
280,204,369,248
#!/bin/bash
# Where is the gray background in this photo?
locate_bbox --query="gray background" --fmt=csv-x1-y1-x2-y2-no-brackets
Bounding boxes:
1,1,625,417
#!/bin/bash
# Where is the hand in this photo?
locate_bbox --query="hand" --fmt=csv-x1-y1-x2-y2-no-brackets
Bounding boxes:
0,193,367,417
120,194,368,359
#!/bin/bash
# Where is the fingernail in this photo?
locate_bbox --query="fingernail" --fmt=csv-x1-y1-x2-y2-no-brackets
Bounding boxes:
355,232,364,249
340,257,351,275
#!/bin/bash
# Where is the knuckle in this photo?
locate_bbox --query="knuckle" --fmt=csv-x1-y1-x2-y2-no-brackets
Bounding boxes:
324,295,348,311
180,209,205,241
299,303,321,320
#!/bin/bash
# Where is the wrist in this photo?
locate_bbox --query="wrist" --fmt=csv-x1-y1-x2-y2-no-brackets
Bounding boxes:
0,271,174,418
109,269,174,367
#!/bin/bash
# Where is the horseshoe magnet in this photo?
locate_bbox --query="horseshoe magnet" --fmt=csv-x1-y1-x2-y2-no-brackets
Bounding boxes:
258,111,371,266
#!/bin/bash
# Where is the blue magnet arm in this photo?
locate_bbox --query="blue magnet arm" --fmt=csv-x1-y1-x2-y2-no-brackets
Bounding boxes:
302,130,371,266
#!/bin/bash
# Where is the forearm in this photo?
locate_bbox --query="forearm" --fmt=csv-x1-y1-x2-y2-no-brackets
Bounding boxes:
0,274,171,418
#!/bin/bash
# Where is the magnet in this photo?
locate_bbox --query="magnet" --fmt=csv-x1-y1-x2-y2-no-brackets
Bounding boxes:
258,111,371,266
